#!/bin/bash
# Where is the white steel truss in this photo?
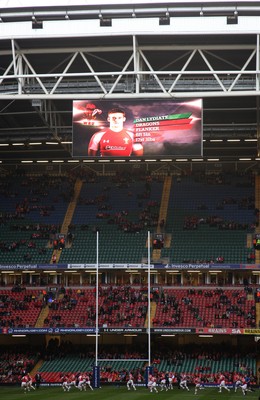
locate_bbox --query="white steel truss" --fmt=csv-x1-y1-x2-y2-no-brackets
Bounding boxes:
0,38,259,100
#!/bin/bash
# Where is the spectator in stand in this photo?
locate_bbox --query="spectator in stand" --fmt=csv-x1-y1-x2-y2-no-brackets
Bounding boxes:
34,372,42,389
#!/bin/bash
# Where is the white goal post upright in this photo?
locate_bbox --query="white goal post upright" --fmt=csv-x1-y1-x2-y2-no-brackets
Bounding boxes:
147,230,151,368
92,230,100,389
95,230,99,367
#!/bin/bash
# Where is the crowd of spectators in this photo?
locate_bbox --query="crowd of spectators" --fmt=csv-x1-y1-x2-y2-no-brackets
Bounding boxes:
0,342,257,385
77,174,161,234
152,287,256,329
0,346,40,383
183,214,255,231
0,288,44,328
151,344,257,385
0,172,77,261
42,285,149,328
0,170,257,267
0,284,258,330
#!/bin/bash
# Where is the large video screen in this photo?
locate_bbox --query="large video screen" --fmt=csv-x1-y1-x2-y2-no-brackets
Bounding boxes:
72,99,202,158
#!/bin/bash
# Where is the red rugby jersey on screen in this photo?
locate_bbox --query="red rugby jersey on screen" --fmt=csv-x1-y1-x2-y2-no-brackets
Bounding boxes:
99,129,133,156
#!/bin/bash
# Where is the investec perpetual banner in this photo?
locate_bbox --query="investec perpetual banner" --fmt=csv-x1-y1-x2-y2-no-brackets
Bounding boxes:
72,99,202,158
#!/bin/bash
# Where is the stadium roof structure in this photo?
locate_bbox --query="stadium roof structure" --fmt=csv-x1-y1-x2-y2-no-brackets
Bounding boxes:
0,1,260,167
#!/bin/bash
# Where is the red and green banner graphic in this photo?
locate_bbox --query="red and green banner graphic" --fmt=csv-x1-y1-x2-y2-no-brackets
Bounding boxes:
133,112,193,143
133,112,192,123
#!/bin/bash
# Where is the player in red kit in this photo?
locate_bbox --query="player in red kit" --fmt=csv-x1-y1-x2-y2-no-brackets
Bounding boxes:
88,108,143,157
21,375,29,393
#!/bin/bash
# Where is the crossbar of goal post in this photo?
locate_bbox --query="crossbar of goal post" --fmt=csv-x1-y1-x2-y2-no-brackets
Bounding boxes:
94,359,150,386
96,359,150,362
96,359,150,368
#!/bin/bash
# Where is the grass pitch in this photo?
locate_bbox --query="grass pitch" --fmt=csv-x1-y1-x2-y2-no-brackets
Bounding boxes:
1,385,259,400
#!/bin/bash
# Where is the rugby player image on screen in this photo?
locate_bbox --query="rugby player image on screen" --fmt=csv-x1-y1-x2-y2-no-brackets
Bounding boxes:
87,107,143,157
